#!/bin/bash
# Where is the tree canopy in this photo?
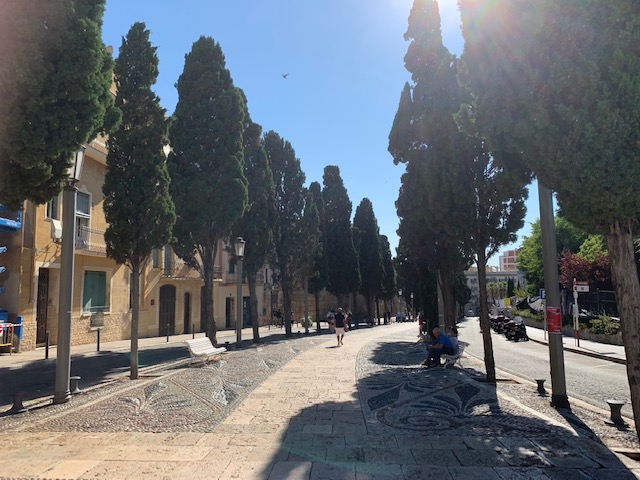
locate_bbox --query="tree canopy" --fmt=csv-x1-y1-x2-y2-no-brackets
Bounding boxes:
322,166,361,304
0,0,119,208
103,22,175,379
168,36,248,344
353,198,383,317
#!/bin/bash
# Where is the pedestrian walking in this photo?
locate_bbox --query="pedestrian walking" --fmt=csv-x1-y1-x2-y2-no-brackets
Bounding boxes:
334,308,347,346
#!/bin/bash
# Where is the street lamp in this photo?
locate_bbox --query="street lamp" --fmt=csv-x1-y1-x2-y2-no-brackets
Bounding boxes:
410,292,414,320
54,148,85,404
234,237,245,347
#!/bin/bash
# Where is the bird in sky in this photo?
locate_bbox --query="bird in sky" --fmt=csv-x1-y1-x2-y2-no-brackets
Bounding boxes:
281,73,289,79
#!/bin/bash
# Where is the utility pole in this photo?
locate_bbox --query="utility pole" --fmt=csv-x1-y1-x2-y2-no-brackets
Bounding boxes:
538,181,570,409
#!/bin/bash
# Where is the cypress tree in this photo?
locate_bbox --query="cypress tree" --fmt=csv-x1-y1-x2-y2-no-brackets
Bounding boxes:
322,166,361,307
379,234,397,318
353,198,383,319
307,181,329,332
264,131,308,337
168,37,248,346
0,0,119,208
230,101,275,343
103,22,175,379
460,0,640,419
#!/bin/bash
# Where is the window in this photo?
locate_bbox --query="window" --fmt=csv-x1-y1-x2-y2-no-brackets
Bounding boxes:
152,248,159,268
76,192,91,241
82,270,107,313
228,259,236,274
46,195,60,220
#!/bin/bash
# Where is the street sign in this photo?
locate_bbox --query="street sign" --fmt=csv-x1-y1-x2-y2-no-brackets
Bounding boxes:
539,288,546,299
573,281,589,293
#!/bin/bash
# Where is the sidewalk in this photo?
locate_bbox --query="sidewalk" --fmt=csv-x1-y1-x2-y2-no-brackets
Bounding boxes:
525,324,626,364
1,323,639,479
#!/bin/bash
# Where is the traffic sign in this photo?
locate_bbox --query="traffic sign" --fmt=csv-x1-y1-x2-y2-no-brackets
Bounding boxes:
573,281,589,293
539,288,546,299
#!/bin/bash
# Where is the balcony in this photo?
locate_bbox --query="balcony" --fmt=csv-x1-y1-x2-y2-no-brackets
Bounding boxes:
75,226,106,255
162,259,215,280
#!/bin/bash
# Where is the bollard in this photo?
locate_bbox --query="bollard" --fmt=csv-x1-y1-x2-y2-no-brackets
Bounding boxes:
166,323,169,342
535,379,546,395
192,323,195,339
7,392,27,414
96,328,101,352
45,330,50,359
70,376,82,395
605,399,627,426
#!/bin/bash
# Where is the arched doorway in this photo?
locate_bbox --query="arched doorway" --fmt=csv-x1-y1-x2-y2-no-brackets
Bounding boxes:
159,285,176,336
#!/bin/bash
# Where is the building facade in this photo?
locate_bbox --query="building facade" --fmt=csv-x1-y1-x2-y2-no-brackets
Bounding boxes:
498,249,519,272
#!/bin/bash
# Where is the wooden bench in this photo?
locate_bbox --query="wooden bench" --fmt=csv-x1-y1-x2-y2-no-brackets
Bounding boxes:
185,337,227,366
442,341,469,369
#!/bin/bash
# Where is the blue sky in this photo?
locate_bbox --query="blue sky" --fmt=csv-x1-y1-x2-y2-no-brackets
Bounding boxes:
102,0,538,266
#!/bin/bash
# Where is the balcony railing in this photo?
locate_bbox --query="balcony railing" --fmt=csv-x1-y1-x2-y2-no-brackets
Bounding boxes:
75,226,106,255
161,259,220,280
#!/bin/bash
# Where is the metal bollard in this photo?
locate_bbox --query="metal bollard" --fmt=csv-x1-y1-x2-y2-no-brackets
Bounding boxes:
166,323,169,342
70,376,82,395
535,379,546,395
192,323,195,340
45,330,50,359
96,328,101,352
7,392,27,414
605,399,627,426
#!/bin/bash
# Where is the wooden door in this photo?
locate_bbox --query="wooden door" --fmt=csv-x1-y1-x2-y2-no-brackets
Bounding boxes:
36,268,49,344
159,285,176,336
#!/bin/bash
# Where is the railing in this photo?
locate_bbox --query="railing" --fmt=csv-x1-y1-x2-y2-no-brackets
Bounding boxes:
162,258,205,280
75,226,106,255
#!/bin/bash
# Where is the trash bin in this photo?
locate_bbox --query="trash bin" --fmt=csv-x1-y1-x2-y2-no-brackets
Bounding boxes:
0,309,8,322
13,315,23,353
14,316,23,339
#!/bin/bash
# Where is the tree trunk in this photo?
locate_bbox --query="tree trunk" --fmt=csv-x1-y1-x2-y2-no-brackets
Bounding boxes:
376,297,381,325
606,221,640,442
477,252,496,382
202,243,218,345
282,273,293,337
304,277,310,334
247,270,260,343
314,291,321,333
438,269,456,328
130,261,140,380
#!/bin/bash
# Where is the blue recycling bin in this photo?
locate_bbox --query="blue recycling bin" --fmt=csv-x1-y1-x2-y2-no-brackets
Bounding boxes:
0,309,8,322
14,315,23,339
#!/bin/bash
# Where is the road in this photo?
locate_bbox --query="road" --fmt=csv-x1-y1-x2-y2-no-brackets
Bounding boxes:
459,317,633,418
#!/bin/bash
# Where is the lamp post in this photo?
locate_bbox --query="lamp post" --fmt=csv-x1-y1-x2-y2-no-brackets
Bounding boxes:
54,149,85,404
234,237,245,347
398,289,403,321
410,293,414,320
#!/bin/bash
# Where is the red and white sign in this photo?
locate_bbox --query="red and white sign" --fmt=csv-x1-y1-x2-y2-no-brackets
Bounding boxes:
546,307,562,333
573,281,589,293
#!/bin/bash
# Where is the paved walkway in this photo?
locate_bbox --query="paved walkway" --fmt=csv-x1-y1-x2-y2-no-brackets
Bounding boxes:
1,323,639,479
525,324,626,364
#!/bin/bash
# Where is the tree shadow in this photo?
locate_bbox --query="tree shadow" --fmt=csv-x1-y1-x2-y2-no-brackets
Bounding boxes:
255,339,635,479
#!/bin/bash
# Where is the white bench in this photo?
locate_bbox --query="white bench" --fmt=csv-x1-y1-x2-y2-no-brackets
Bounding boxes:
442,341,469,369
185,337,227,366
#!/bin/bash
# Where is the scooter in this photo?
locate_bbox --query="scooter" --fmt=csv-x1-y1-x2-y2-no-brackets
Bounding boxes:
504,319,529,341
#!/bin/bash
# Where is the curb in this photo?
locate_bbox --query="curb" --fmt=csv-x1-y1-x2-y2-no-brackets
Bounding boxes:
528,337,626,365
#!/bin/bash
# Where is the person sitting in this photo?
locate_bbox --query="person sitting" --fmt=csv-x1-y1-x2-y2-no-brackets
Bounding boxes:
446,326,459,354
422,327,455,367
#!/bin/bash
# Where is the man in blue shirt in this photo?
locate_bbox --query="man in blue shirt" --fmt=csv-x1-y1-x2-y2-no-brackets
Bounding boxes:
423,327,455,367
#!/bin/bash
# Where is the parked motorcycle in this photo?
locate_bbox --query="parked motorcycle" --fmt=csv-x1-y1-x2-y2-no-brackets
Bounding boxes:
491,314,510,334
504,318,529,341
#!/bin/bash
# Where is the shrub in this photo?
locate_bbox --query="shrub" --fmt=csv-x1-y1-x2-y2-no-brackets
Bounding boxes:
588,316,621,336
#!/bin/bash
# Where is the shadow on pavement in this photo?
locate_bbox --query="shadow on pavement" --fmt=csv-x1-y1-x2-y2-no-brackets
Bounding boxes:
258,339,634,479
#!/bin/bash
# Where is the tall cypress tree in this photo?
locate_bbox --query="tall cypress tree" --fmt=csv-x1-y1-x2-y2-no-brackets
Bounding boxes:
379,234,397,317
230,98,275,343
460,0,640,408
307,181,329,332
103,22,175,380
264,131,308,337
168,36,248,346
353,198,383,319
0,0,119,208
322,166,360,307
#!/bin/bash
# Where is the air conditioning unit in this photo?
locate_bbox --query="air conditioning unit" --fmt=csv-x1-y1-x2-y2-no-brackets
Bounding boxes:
51,219,62,241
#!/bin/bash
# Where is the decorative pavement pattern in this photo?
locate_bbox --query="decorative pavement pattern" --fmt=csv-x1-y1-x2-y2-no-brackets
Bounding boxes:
1,335,321,434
